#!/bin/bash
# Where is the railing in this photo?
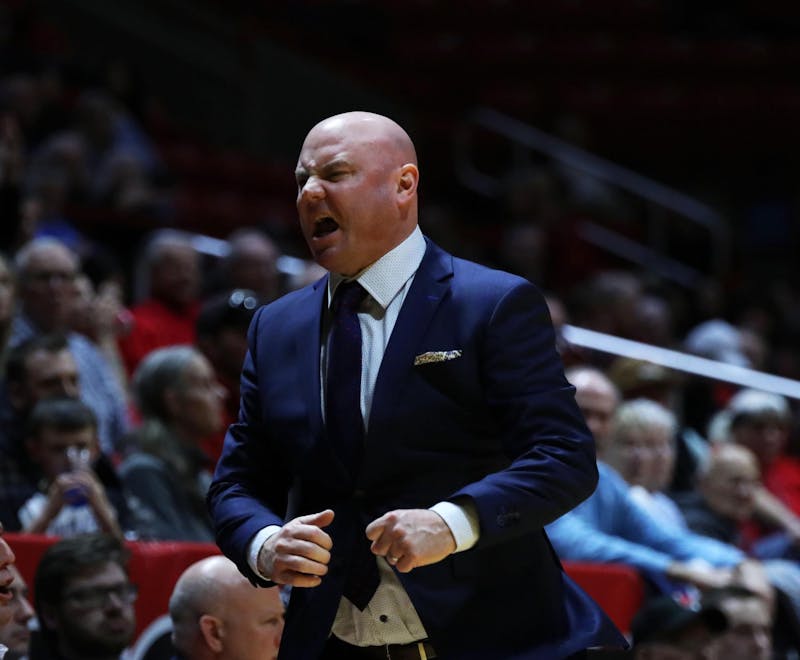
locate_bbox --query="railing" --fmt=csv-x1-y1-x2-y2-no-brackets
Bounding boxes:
454,107,731,285
562,324,800,401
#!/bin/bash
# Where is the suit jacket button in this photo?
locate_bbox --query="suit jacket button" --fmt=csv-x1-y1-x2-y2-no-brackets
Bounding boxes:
353,489,366,501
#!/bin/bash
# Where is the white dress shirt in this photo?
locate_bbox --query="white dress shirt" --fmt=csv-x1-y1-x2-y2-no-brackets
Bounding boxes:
248,226,479,645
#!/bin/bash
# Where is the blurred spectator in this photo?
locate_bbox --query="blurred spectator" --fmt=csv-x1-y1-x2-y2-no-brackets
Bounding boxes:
195,289,260,464
119,230,201,377
32,534,136,660
606,357,709,496
218,228,281,303
568,270,644,346
67,274,129,395
709,389,800,537
0,253,14,376
608,358,681,410
547,367,772,601
0,564,34,659
701,587,774,660
684,320,752,368
631,595,727,660
72,90,161,211
0,334,80,530
676,443,800,564
603,399,685,530
616,432,800,626
10,237,129,454
9,238,77,344
675,444,763,546
169,555,285,660
629,293,677,348
22,130,90,255
18,398,127,540
119,346,223,541
566,365,621,448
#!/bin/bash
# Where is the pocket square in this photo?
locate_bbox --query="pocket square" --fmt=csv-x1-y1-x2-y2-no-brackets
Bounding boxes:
414,350,462,366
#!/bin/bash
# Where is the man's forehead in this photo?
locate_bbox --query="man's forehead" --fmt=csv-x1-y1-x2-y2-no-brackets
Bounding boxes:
302,114,392,152
296,146,352,173
69,562,127,588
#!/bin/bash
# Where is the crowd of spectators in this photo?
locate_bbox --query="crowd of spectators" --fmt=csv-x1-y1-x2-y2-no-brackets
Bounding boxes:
2,1,800,658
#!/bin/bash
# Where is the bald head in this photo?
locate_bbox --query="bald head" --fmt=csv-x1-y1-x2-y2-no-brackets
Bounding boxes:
170,556,241,624
566,366,620,453
700,444,761,522
307,111,417,166
295,111,420,276
170,556,284,660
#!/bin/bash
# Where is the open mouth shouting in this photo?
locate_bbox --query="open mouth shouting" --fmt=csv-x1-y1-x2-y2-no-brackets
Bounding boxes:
313,216,339,239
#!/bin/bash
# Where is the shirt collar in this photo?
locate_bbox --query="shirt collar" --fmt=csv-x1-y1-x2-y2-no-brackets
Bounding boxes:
328,226,426,310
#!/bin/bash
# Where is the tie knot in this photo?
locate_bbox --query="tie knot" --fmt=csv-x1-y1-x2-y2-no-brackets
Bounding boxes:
333,280,367,314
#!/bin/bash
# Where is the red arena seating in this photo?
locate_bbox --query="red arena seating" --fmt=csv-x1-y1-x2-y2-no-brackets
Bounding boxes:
7,533,643,642
565,561,645,636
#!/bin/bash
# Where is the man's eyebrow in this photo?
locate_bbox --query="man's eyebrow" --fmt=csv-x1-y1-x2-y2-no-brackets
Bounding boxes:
297,158,350,175
320,158,349,170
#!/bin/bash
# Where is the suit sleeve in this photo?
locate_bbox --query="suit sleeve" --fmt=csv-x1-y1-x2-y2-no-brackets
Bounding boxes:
207,308,290,585
450,280,599,548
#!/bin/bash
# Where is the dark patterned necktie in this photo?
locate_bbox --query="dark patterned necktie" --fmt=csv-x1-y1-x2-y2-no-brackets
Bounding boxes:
326,280,368,473
326,280,379,610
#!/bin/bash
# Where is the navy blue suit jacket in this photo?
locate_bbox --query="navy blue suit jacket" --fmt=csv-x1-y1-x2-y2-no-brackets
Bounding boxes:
208,239,625,659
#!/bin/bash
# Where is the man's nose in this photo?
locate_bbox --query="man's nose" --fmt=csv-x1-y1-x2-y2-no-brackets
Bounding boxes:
299,177,325,201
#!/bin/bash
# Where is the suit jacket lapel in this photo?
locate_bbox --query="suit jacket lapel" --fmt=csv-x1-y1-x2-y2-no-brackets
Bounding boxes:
297,276,327,442
294,275,356,483
368,240,453,435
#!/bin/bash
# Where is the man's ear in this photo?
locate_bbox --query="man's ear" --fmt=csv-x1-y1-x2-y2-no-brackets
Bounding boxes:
396,163,419,202
198,614,224,653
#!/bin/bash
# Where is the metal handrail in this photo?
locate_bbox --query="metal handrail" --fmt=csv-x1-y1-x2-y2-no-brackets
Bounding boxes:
561,324,800,401
454,107,731,282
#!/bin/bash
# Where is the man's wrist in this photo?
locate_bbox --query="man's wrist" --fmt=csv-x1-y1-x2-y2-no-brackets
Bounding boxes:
247,525,282,579
430,499,480,552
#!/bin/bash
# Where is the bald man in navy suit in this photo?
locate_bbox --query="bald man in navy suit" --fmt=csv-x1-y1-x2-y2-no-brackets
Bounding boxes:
208,111,626,659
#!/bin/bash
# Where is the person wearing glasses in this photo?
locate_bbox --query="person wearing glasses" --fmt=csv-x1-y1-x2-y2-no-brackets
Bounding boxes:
30,533,137,660
9,238,129,457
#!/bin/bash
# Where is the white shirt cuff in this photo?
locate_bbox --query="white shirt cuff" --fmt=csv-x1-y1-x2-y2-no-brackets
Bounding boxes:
247,525,282,579
430,500,480,552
